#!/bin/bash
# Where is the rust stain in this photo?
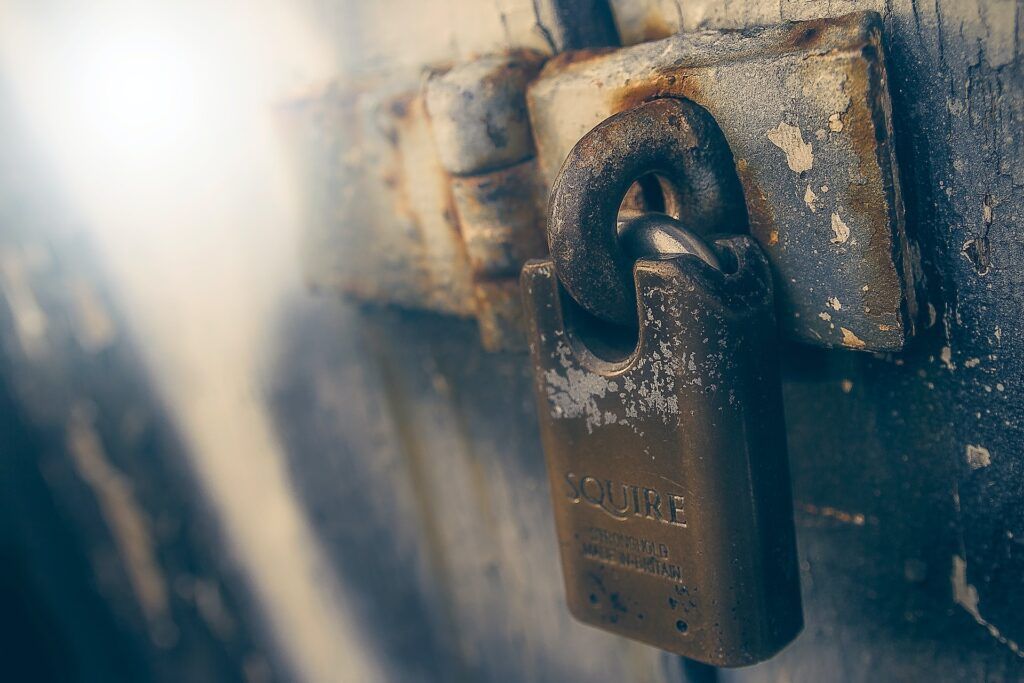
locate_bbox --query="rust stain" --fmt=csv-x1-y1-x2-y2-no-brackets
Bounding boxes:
379,94,419,224
447,158,543,350
839,47,903,329
603,69,782,253
781,12,868,54
733,162,776,246
378,91,475,316
472,279,529,352
450,161,546,279
783,20,830,51
610,70,710,118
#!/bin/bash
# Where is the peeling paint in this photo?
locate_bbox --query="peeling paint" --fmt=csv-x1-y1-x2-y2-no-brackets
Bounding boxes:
827,297,842,311
828,112,844,132
766,122,813,173
543,341,621,433
966,444,991,470
539,288,722,434
840,327,865,348
804,185,819,213
830,212,851,244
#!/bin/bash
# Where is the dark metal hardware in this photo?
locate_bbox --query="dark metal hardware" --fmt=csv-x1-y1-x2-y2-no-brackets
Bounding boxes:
522,236,803,666
524,102,802,665
546,97,746,326
529,12,921,351
618,212,722,269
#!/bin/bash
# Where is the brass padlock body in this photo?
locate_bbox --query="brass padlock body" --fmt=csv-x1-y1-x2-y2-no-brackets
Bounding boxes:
522,237,802,666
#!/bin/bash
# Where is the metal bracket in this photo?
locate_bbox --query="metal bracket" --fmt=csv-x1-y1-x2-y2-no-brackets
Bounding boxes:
529,12,920,351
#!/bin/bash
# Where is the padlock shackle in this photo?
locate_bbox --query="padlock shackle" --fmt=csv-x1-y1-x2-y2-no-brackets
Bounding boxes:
546,97,747,326
617,212,722,269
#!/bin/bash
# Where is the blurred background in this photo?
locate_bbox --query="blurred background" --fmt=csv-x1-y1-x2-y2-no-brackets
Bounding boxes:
0,2,372,681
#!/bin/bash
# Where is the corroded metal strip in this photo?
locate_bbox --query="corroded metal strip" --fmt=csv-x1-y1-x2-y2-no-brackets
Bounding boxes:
528,11,920,351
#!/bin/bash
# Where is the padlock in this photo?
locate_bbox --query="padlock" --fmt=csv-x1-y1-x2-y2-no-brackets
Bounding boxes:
522,98,802,666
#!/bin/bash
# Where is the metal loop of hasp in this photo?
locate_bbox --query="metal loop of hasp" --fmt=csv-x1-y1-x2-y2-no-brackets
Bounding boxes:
546,97,748,326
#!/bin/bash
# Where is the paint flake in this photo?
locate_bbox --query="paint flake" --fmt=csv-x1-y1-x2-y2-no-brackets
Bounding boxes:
830,212,850,244
804,186,819,213
966,444,991,470
840,327,865,348
767,122,813,173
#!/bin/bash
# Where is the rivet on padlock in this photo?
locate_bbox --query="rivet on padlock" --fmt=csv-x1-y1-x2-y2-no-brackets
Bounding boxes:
522,98,802,667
